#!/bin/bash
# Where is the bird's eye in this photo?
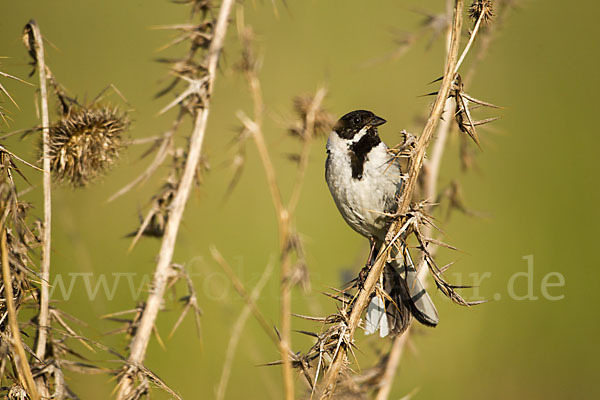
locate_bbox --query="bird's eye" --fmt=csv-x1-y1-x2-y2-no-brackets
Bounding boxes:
353,116,361,124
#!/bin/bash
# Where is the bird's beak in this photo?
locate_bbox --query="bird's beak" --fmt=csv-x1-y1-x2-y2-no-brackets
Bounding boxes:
369,115,387,127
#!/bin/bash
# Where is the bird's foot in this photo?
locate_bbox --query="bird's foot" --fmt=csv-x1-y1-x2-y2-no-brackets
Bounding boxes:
358,265,371,290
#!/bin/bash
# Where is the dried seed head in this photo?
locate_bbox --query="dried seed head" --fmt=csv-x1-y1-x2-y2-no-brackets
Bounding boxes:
8,385,28,400
236,24,257,75
469,0,494,24
288,95,335,139
47,106,130,187
180,0,213,18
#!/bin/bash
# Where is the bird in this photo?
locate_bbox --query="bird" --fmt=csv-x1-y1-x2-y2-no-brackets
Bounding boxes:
325,109,439,337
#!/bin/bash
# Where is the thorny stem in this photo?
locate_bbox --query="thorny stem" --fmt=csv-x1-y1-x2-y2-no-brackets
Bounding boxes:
396,0,463,215
29,20,52,365
319,1,464,398
376,0,455,396
116,0,236,398
376,0,504,395
1,229,40,400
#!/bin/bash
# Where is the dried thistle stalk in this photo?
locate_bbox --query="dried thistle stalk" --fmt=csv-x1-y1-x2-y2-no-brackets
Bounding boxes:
318,1,466,397
116,0,237,398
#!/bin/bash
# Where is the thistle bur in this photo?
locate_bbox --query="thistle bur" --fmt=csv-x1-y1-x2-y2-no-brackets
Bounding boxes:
469,0,494,24
288,95,335,139
47,106,130,187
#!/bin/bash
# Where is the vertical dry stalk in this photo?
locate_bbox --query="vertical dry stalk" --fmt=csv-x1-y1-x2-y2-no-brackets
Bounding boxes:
28,21,52,362
373,109,454,400
395,0,463,215
1,229,40,400
116,0,236,398
373,328,410,400
238,82,326,398
375,0,505,396
279,237,295,400
236,11,328,395
319,1,464,398
237,89,293,397
375,3,455,397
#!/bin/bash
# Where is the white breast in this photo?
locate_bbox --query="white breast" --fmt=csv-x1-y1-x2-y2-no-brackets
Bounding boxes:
325,131,402,241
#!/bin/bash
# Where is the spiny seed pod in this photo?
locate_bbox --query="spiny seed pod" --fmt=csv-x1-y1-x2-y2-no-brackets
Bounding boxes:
469,0,494,24
47,106,130,187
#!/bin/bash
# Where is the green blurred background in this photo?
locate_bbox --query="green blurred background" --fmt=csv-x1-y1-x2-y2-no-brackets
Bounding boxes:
0,0,598,399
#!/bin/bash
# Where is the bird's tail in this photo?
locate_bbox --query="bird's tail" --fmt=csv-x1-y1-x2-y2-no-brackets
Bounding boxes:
365,244,439,337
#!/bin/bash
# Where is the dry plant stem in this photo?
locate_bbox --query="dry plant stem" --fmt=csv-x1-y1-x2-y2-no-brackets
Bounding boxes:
210,245,279,345
280,255,294,400
396,0,462,215
216,260,275,400
287,88,327,215
376,6,455,397
454,6,485,75
242,81,326,399
244,81,285,225
374,328,410,400
377,1,500,394
240,86,326,400
319,1,464,398
29,21,52,362
426,101,454,203
240,70,325,397
1,230,41,400
278,91,325,399
463,2,514,85
116,0,236,398
238,30,327,399
373,106,454,400
242,72,295,399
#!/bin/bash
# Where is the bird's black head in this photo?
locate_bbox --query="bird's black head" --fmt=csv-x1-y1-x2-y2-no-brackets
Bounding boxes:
333,110,387,140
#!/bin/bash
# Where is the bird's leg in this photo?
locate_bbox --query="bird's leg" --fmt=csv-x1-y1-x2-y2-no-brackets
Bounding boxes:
366,238,378,266
359,238,378,289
